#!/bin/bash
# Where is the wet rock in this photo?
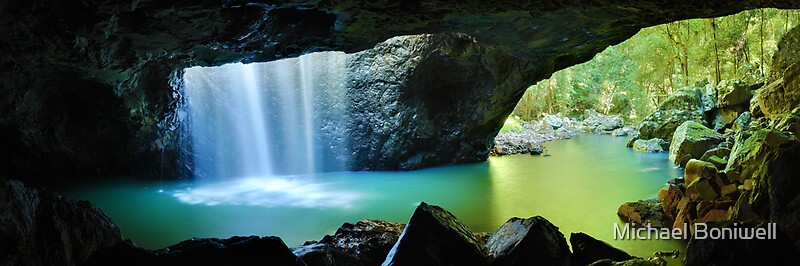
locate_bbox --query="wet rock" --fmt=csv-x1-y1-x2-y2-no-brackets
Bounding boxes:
485,216,571,266
658,186,684,221
617,199,668,227
85,236,304,266
294,243,363,266
570,232,632,266
382,202,485,266
632,138,669,153
0,179,122,266
684,159,718,184
627,87,710,147
473,232,492,248
309,219,405,266
668,121,723,167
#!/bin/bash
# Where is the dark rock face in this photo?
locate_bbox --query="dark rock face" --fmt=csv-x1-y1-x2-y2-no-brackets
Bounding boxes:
684,222,798,266
86,236,304,266
0,179,122,266
382,202,486,266
3,1,800,178
346,34,533,170
627,87,712,148
311,219,405,266
485,217,571,266
569,232,633,266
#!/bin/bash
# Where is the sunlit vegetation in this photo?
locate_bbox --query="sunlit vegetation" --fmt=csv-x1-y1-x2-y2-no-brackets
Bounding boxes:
513,9,800,123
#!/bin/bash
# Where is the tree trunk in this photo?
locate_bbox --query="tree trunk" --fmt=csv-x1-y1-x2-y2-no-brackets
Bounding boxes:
760,8,765,76
711,18,722,84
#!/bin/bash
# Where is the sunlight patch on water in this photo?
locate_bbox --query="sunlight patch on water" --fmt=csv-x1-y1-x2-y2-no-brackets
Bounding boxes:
172,177,361,209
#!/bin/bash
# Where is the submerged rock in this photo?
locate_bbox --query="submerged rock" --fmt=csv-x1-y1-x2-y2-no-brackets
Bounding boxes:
632,138,669,153
668,121,723,167
0,179,122,266
570,232,632,266
485,216,571,266
382,202,486,266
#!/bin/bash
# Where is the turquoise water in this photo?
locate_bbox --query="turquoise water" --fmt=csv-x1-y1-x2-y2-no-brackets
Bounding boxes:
56,134,686,262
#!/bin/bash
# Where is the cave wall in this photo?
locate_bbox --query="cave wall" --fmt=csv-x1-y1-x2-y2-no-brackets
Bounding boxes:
1,0,800,179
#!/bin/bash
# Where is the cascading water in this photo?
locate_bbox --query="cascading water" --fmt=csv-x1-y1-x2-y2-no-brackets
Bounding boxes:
174,52,358,208
181,52,350,179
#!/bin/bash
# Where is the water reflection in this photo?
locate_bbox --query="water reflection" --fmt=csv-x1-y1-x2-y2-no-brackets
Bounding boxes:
173,177,362,209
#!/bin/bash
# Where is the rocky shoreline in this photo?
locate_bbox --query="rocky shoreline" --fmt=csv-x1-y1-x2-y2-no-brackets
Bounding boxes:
491,110,634,156
615,26,800,265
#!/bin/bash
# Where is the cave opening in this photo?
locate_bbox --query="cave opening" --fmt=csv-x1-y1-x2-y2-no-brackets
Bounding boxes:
4,0,800,264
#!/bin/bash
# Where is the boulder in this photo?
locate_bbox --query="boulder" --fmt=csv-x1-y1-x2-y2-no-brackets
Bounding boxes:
544,114,564,129
617,199,668,227
632,138,669,153
569,232,632,266
717,80,754,108
85,236,304,266
584,110,625,131
485,216,571,266
658,186,684,221
0,178,122,266
725,129,794,182
627,87,711,147
382,202,486,266
699,147,731,161
685,178,719,201
684,159,718,184
314,220,405,266
668,121,723,167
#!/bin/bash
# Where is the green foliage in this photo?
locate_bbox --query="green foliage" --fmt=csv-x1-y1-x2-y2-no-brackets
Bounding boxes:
499,116,524,133
512,9,800,123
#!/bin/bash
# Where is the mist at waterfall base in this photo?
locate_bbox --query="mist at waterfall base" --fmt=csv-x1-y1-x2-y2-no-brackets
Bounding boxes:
54,53,687,263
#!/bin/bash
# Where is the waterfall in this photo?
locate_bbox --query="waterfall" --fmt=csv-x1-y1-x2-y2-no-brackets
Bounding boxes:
181,52,350,180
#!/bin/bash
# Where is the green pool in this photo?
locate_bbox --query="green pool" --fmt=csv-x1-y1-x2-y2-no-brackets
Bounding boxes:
55,134,686,263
